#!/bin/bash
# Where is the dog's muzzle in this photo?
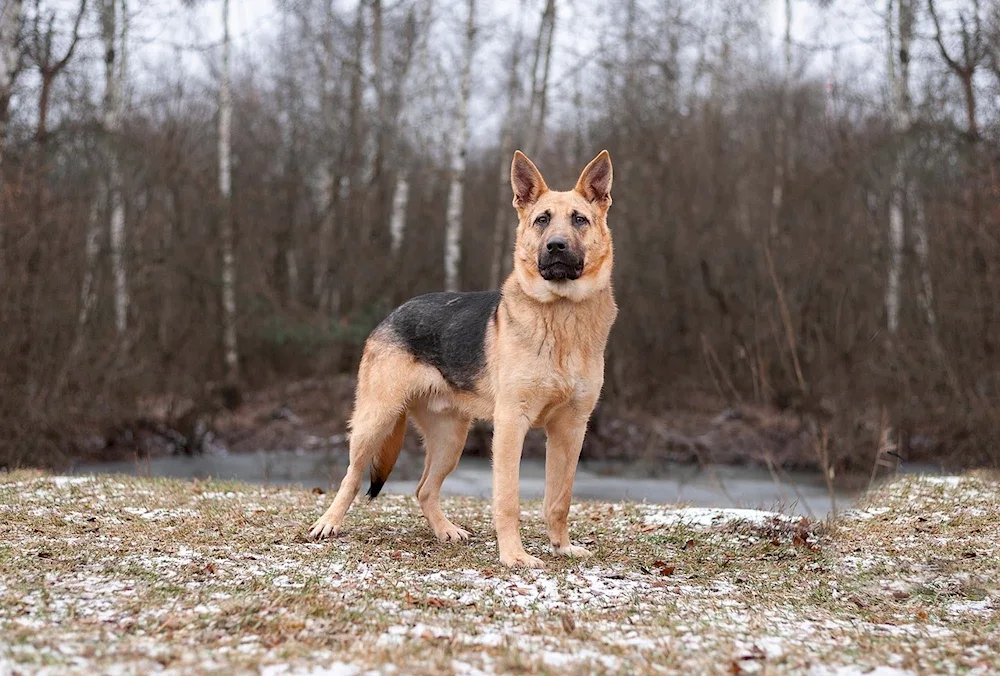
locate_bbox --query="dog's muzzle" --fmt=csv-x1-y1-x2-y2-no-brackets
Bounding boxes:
538,237,584,281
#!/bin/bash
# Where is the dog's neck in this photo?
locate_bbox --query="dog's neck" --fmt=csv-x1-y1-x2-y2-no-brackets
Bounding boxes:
501,274,618,333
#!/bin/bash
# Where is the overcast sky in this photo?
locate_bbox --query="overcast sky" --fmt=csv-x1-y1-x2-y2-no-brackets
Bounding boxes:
15,0,975,147
116,0,896,138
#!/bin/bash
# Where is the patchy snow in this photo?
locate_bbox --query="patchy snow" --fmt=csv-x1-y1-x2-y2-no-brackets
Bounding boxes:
1,472,997,675
50,476,93,488
260,663,362,676
643,507,788,527
918,476,964,487
540,649,619,670
947,598,994,616
809,668,918,676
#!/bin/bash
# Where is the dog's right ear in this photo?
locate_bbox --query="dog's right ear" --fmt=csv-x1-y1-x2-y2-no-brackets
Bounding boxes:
511,151,548,210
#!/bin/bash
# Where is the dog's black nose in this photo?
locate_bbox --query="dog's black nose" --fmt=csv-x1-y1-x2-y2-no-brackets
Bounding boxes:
546,237,568,253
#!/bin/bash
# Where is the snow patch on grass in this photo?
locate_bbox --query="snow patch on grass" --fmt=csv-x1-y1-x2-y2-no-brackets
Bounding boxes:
643,506,788,527
1,471,997,674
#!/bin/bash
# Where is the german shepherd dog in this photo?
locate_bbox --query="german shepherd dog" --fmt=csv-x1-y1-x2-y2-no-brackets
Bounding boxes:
308,150,617,568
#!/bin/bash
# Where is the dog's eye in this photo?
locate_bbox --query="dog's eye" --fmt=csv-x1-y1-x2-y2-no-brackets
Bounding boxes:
573,214,589,227
534,214,549,227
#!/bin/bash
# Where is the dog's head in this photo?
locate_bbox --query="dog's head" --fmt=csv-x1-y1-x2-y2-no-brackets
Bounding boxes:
510,150,614,303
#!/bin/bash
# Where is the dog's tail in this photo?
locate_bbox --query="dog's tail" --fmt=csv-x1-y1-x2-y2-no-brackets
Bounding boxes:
366,411,407,500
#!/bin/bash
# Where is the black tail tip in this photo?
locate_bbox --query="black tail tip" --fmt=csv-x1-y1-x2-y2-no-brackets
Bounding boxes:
366,474,386,501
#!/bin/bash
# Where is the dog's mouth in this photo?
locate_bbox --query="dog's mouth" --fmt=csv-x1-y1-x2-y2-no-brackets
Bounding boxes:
538,259,584,282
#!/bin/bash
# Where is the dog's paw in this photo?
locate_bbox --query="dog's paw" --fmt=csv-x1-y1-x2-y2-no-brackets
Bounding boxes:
499,549,546,569
432,519,471,543
308,516,342,540
552,543,592,558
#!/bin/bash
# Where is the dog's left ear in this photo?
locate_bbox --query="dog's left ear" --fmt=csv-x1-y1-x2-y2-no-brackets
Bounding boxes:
574,150,613,208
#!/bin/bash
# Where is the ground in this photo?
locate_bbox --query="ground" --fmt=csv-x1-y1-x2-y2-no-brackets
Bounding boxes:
0,472,997,675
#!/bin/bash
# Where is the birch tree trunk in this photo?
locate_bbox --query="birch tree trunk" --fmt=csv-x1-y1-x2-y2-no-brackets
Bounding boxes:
389,0,433,258
101,0,129,340
892,0,946,371
768,0,792,241
443,0,475,293
219,0,239,382
389,172,409,254
885,0,910,337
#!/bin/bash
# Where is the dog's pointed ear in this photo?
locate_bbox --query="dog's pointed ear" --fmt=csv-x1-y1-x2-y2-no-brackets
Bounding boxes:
511,151,548,209
574,150,613,208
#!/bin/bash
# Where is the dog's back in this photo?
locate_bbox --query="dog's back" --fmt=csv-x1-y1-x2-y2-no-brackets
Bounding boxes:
376,291,501,392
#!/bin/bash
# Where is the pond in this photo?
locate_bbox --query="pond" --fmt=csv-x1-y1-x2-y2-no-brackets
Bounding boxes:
68,448,889,519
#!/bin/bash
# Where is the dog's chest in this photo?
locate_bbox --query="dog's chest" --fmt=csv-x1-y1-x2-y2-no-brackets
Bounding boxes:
518,329,605,412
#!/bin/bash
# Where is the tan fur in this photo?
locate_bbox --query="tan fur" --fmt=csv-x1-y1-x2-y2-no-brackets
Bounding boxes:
309,151,618,568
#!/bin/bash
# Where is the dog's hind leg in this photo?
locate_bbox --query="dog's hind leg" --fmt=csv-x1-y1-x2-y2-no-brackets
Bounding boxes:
410,408,472,542
309,344,410,539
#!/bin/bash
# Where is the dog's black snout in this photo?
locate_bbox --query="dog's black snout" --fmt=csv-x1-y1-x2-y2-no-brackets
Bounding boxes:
546,237,568,253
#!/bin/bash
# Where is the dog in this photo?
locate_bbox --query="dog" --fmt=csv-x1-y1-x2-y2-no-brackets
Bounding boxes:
308,150,617,568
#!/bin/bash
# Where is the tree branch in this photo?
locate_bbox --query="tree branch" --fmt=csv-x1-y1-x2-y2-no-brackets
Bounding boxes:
928,0,963,74
49,0,86,75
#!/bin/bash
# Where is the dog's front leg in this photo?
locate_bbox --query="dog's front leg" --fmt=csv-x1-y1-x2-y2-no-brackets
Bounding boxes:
492,409,543,568
544,410,591,558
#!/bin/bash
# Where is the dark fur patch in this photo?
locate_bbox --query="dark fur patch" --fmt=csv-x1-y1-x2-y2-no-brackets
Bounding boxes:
367,467,386,500
381,291,501,391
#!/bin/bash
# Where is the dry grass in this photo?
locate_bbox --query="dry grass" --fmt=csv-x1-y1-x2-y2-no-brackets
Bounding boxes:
0,470,997,675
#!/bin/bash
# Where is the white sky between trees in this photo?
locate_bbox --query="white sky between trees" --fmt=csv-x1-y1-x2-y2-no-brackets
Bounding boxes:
137,0,884,131
13,0,991,150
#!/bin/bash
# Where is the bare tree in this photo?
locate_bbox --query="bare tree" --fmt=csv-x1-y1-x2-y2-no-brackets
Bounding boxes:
443,0,475,293
769,0,792,241
525,0,555,155
0,0,23,179
928,0,993,356
928,0,986,149
68,0,127,372
219,0,238,382
102,0,128,340
28,0,87,228
386,1,426,255
311,0,344,311
489,10,525,290
885,0,909,337
370,0,386,191
343,0,366,307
